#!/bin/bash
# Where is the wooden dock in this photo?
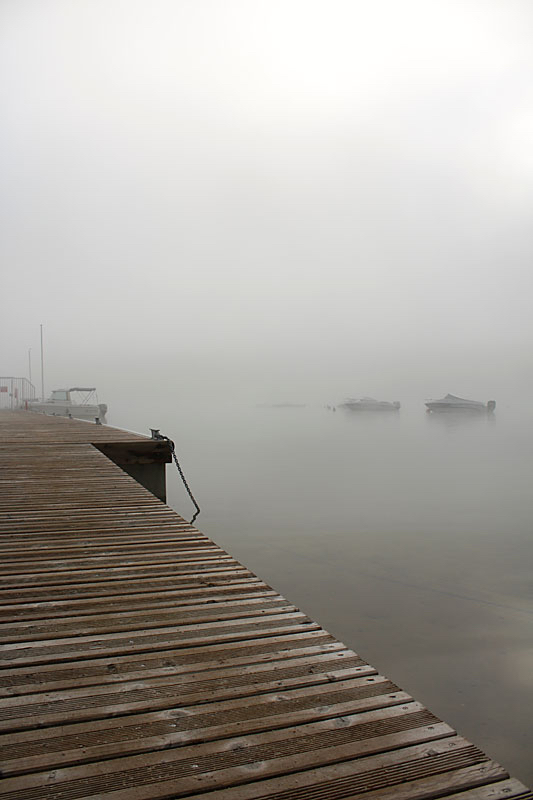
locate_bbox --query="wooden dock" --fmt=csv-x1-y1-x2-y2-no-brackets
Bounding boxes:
0,409,530,799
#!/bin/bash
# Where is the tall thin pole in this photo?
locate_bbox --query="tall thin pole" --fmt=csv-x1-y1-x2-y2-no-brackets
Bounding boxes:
28,348,32,385
40,324,45,400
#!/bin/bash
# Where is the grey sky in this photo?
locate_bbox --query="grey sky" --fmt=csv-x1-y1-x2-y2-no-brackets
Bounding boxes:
1,0,532,400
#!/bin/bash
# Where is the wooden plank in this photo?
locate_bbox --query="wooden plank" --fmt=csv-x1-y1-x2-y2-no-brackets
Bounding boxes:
0,739,501,800
0,710,450,777
0,673,404,732
0,618,322,670
0,632,341,693
0,598,298,642
179,762,514,800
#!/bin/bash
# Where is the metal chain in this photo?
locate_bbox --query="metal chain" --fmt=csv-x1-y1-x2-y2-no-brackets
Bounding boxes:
169,442,201,524
151,430,200,524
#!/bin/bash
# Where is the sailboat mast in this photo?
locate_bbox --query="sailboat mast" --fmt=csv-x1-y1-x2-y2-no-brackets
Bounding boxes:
40,324,45,400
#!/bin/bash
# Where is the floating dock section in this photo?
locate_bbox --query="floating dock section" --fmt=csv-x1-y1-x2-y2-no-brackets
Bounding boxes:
0,410,530,799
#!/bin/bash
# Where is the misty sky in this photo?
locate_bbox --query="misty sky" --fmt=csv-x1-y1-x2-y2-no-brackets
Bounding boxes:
1,1,532,402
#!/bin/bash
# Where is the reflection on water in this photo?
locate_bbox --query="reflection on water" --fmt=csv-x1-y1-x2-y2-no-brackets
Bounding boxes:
425,408,497,431
114,401,533,785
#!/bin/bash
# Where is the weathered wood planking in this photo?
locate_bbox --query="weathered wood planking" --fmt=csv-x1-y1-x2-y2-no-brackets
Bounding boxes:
0,410,530,799
0,409,148,443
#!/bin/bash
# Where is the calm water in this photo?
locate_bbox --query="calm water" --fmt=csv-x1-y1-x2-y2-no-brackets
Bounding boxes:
111,400,533,784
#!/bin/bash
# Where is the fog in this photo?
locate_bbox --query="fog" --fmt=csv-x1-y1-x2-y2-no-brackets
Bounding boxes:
2,1,533,404
1,0,533,784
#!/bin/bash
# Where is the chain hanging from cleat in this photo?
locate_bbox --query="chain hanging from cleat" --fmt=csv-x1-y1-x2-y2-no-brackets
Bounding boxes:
150,429,200,524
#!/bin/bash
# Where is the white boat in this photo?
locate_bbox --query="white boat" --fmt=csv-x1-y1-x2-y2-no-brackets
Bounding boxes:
28,388,108,423
425,393,495,413
340,397,401,411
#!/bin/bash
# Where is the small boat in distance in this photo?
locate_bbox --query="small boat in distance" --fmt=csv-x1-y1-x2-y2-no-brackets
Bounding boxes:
28,388,108,423
339,397,401,411
425,394,495,413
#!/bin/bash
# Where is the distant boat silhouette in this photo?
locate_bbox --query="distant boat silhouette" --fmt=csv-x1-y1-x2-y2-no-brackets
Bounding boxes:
425,393,495,413
339,397,400,411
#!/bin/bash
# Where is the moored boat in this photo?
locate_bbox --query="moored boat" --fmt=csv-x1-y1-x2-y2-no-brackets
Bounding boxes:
425,393,495,413
340,397,401,411
28,388,107,423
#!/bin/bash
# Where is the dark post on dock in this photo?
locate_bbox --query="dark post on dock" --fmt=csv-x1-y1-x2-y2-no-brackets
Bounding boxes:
0,410,530,799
